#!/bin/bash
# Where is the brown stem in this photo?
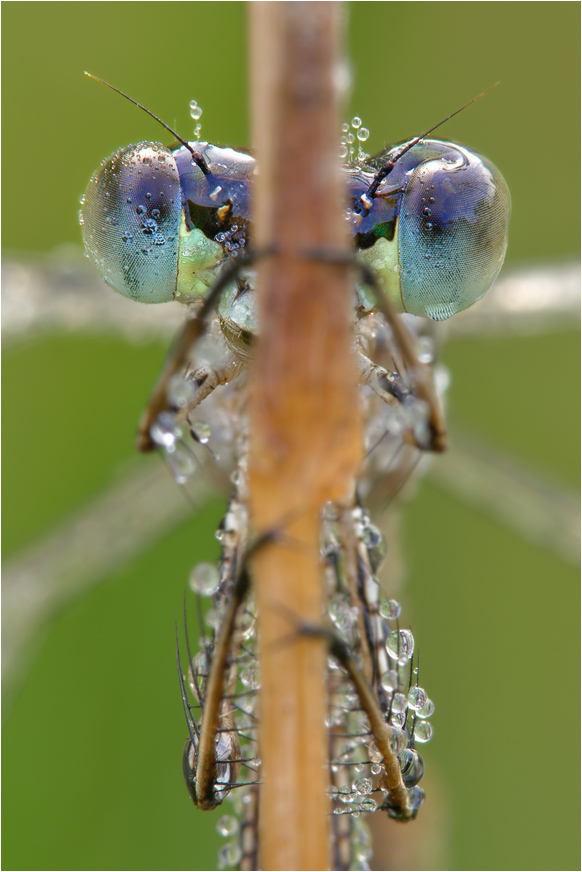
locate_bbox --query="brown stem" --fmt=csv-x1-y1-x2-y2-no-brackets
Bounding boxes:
248,2,362,868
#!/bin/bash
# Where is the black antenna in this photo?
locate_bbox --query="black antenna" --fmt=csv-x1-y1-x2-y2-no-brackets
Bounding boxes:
361,83,499,207
84,72,212,177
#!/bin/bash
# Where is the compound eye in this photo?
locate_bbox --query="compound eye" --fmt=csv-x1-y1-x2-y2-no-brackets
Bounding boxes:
397,142,511,320
80,142,181,303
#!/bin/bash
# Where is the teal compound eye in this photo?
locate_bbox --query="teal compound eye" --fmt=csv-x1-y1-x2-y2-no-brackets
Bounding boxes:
349,139,511,321
80,141,254,304
80,142,183,303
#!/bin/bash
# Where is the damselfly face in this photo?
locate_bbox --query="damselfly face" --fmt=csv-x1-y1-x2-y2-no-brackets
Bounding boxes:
80,137,509,326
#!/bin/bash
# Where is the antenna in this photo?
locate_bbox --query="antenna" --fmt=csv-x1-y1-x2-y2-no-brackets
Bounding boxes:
362,83,499,206
84,72,212,176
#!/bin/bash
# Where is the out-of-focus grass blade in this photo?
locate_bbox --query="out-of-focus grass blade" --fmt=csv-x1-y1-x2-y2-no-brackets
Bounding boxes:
3,252,579,345
428,426,580,566
2,460,218,696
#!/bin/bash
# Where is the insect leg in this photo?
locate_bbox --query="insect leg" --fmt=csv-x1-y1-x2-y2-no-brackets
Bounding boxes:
137,250,260,452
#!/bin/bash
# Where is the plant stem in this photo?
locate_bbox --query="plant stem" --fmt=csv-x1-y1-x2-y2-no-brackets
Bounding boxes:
248,2,361,868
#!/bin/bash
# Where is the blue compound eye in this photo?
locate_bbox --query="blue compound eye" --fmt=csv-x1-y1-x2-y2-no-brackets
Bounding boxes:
352,140,511,321
81,141,254,304
397,141,510,320
80,142,183,303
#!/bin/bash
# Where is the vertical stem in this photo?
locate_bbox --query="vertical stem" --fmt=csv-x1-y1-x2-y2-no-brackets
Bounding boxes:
248,2,362,869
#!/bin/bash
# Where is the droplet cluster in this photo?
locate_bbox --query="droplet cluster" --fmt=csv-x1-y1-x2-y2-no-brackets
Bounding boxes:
322,504,433,831
179,490,434,870
149,330,244,486
340,115,371,163
189,98,203,140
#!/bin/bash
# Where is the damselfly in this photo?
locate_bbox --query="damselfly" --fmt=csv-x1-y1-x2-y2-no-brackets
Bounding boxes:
79,77,509,869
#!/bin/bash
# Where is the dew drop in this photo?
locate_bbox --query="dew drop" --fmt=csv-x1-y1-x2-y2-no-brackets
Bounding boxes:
362,522,386,571
351,116,362,129
167,374,197,408
150,411,181,449
329,599,357,631
357,127,370,142
390,711,407,729
360,797,377,812
205,608,222,631
389,727,408,755
417,697,435,719
217,814,239,837
166,444,196,484
414,720,433,743
399,748,425,787
380,669,399,693
141,217,159,235
386,629,415,664
353,777,373,795
189,561,220,596
391,692,408,714
191,420,211,444
217,841,242,869
189,100,203,121
379,599,401,621
407,686,427,711
240,664,260,690
408,785,425,811
416,335,435,364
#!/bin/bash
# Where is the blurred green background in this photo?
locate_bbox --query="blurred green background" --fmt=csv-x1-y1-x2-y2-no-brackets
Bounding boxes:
2,3,579,870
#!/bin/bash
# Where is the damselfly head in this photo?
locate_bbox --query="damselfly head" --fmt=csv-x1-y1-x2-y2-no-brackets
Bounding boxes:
81,76,509,326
